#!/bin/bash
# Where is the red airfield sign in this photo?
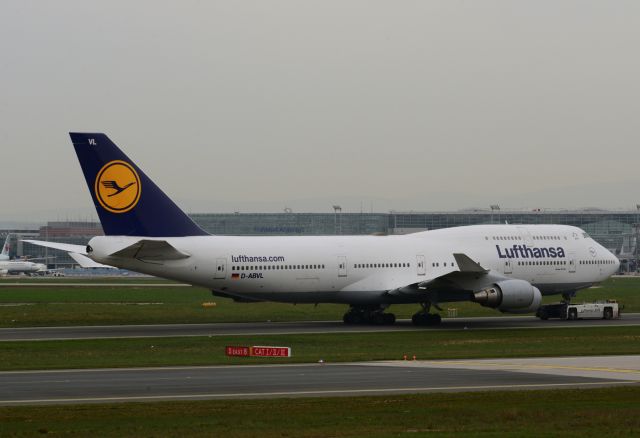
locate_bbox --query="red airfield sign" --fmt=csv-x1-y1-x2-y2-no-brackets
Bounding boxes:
225,345,291,357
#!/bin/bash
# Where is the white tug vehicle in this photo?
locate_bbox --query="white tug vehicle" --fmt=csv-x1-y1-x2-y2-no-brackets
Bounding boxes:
536,300,621,320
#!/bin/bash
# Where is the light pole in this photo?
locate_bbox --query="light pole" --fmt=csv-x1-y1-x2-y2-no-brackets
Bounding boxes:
633,204,640,273
490,204,500,224
333,205,342,235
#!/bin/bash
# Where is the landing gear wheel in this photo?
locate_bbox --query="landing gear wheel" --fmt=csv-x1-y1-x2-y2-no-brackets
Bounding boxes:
411,312,441,326
383,313,396,325
343,312,362,325
371,312,396,325
342,307,396,325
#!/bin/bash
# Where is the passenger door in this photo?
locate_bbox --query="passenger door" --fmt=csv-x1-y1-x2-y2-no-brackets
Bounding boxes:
517,226,534,247
568,252,576,273
214,258,227,279
337,256,348,278
416,255,426,276
503,259,513,275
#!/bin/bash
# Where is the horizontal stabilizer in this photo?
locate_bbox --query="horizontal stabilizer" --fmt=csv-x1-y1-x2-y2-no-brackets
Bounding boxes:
23,240,88,255
453,253,488,273
68,252,115,269
109,239,190,262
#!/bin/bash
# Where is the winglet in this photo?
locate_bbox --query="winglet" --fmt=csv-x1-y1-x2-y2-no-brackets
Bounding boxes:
453,253,488,273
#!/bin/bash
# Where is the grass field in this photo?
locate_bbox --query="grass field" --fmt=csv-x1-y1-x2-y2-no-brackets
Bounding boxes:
2,279,638,437
2,326,639,371
0,276,176,284
0,277,638,327
0,386,638,437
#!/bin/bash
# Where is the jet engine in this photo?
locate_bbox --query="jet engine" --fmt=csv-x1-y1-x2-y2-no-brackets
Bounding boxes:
472,279,542,314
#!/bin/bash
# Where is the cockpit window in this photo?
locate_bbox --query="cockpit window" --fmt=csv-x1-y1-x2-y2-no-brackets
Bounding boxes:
582,232,590,239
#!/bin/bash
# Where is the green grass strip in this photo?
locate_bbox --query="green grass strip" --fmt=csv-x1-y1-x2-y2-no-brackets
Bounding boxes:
1,276,639,327
1,326,639,371
0,386,638,437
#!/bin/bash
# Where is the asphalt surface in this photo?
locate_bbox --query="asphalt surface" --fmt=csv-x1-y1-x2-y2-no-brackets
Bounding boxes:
1,356,637,405
1,313,639,341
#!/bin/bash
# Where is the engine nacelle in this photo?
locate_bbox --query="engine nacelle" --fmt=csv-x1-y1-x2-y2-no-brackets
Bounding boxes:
472,279,542,314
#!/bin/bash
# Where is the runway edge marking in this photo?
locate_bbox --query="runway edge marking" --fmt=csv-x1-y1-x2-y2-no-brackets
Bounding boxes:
0,381,636,405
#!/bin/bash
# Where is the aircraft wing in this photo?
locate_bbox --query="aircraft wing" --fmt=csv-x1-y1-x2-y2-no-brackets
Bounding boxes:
387,253,505,299
68,252,115,269
23,240,88,255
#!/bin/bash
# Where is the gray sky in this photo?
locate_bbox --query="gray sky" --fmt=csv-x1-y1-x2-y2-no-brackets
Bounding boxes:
1,1,639,223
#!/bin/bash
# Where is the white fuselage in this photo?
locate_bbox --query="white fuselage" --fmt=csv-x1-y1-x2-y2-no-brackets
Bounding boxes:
87,224,619,306
0,260,46,275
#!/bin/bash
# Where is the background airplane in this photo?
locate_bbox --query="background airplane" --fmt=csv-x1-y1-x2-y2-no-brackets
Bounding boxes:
0,235,10,261
0,259,47,276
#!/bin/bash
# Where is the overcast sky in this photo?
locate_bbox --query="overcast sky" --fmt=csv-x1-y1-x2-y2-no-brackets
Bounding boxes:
1,1,639,223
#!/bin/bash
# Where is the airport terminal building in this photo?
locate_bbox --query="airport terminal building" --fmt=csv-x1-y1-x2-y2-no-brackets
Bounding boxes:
5,208,640,269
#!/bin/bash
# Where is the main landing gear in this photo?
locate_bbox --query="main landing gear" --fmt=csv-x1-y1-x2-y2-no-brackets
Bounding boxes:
411,302,442,326
343,306,396,325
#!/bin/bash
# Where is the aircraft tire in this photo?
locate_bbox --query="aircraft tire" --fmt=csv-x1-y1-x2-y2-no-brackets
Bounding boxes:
412,313,442,326
343,313,356,324
383,313,396,325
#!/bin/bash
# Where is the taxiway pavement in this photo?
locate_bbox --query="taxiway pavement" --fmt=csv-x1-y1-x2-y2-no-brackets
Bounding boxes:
1,314,639,342
0,355,637,405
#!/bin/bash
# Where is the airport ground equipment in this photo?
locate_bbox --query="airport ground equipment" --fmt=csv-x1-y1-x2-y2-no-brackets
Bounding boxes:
536,300,621,320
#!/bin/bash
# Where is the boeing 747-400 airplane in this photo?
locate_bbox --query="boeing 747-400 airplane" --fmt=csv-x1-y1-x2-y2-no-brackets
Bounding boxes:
26,133,620,325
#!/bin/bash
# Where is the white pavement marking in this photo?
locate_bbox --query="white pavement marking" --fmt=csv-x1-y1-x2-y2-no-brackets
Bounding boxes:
367,355,640,381
0,381,635,405
2,314,639,342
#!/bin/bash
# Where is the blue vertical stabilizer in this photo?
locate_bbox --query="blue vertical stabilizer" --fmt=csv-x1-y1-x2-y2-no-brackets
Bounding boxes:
70,133,208,237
